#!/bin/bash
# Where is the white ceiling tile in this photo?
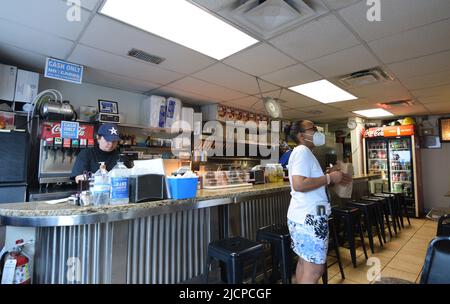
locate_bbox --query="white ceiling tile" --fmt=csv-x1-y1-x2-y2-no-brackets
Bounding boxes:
68,0,101,11
330,99,375,111
369,18,450,64
192,63,279,95
68,45,185,85
167,77,248,101
388,50,450,79
261,63,321,87
275,89,320,108
410,83,450,99
388,104,430,116
346,80,411,103
424,102,450,114
225,96,261,112
0,19,74,59
223,43,297,76
0,43,47,73
0,0,91,40
83,67,161,93
305,45,379,77
401,69,450,90
80,15,216,75
269,14,359,62
418,96,450,104
190,0,236,12
322,0,361,10
148,86,214,105
338,0,450,42
295,104,339,116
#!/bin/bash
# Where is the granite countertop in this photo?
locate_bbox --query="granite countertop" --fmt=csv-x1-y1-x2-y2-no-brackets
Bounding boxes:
0,182,291,218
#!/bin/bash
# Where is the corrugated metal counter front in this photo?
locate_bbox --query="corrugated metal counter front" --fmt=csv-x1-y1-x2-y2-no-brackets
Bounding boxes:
0,183,291,284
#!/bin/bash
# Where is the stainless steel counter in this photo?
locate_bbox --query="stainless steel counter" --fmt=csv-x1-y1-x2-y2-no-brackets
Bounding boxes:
0,183,291,284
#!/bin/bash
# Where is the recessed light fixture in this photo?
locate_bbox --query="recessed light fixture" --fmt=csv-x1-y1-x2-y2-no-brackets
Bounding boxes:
289,79,357,104
352,108,394,118
100,0,259,60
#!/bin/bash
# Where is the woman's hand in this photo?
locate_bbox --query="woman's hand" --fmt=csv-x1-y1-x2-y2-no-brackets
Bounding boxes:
329,171,344,184
340,173,353,185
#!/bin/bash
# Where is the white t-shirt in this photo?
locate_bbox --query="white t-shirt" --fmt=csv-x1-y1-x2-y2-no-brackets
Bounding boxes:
287,145,330,224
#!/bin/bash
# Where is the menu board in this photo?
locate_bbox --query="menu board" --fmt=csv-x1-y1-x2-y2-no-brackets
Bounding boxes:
439,117,450,142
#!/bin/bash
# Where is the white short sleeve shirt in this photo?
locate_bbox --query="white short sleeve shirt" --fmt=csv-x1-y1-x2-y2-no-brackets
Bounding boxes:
287,145,330,224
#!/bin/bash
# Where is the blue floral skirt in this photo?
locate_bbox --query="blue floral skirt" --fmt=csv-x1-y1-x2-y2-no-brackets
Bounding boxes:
288,214,329,265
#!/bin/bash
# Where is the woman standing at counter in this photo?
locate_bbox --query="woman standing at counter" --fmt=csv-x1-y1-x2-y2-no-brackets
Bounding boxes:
287,120,351,284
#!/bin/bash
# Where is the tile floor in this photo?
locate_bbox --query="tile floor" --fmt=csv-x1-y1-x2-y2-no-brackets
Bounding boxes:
295,218,437,284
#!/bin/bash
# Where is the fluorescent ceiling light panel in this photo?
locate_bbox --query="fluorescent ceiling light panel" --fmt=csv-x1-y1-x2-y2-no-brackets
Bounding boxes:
289,80,358,103
100,0,258,60
352,108,394,118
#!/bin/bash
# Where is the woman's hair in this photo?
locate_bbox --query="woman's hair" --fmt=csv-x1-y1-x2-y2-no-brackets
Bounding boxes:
289,120,309,143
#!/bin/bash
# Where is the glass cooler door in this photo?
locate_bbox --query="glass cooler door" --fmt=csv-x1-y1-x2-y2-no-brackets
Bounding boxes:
388,137,414,199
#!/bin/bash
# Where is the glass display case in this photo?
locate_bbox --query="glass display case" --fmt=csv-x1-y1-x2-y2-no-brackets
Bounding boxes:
202,169,251,189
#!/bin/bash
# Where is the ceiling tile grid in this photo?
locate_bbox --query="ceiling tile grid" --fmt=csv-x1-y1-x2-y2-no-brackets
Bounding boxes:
1,0,92,41
260,63,322,87
223,43,298,76
79,15,216,75
68,44,186,85
269,14,360,62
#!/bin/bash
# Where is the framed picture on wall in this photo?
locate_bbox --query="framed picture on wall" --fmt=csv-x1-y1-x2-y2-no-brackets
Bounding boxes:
438,117,450,142
98,100,118,114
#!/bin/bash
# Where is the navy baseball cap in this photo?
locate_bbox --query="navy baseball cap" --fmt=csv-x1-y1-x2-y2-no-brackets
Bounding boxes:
97,123,121,142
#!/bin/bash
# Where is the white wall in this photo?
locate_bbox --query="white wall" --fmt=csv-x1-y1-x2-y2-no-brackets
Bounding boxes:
418,115,450,211
38,76,147,125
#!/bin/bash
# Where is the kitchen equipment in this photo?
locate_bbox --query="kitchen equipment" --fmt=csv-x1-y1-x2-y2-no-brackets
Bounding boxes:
128,174,168,203
78,106,98,122
40,99,76,121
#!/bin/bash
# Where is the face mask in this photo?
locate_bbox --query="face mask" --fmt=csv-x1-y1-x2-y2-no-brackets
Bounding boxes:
305,131,326,147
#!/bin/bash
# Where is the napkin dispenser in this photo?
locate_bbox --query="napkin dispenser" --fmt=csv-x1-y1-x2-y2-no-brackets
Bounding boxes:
249,169,265,185
128,174,168,203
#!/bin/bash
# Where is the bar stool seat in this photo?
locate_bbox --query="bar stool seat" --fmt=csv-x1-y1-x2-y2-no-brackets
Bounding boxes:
347,200,384,253
373,193,401,235
322,216,345,284
361,195,393,241
204,236,264,284
332,207,368,267
256,224,292,284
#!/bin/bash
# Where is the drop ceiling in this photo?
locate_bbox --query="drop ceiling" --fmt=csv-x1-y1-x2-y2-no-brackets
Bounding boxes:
1,0,450,121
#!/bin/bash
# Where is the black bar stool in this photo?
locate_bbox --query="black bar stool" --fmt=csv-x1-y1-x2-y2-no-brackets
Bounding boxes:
332,206,368,267
256,224,292,284
361,196,392,241
383,192,411,227
347,200,384,253
322,216,345,284
373,193,401,234
204,236,264,284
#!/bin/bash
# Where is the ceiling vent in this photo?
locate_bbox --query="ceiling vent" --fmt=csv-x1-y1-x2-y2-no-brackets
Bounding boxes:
377,99,414,109
194,0,328,39
339,67,394,88
128,48,166,65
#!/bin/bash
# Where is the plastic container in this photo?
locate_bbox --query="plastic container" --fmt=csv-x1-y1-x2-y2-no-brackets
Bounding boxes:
109,161,130,205
167,177,198,200
92,162,110,206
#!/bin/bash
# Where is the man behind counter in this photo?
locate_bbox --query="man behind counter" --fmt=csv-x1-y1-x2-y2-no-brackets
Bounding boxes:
71,123,131,183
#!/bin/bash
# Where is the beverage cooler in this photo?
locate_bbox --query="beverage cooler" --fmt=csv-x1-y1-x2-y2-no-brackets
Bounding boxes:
363,125,423,217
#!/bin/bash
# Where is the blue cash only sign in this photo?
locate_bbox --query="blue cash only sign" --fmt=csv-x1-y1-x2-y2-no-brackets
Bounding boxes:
44,58,83,84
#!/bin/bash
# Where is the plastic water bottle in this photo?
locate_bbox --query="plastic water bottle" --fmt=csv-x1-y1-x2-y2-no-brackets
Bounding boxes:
92,162,111,206
109,161,130,205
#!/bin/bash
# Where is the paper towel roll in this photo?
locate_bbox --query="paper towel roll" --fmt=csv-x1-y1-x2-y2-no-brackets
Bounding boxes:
165,97,182,129
142,95,166,128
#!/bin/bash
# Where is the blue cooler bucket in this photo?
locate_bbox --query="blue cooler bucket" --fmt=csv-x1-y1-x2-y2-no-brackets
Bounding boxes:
167,177,198,200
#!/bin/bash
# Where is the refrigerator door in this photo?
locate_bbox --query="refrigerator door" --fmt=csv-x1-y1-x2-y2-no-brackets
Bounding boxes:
366,138,389,179
388,137,414,199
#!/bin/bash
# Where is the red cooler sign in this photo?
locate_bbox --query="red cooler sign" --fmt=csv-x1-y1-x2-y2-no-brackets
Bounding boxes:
364,125,415,138
41,122,94,141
